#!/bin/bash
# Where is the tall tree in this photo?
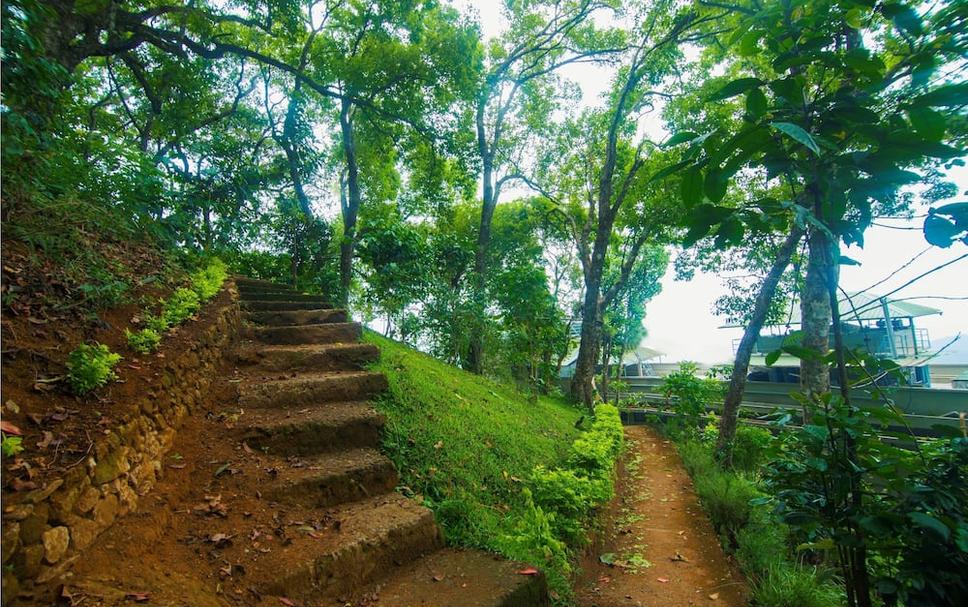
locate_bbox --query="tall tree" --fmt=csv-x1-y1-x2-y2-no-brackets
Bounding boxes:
666,1,967,603
465,0,619,373
531,2,717,408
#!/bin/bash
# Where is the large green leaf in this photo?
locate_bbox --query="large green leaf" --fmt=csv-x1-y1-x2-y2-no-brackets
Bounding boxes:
680,167,704,206
746,88,768,118
664,131,699,147
908,107,946,141
910,83,968,108
707,78,763,102
771,121,820,155
703,168,728,203
909,512,950,541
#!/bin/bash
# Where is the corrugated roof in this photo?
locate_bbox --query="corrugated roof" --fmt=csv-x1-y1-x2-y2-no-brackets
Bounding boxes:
722,291,942,328
561,344,664,367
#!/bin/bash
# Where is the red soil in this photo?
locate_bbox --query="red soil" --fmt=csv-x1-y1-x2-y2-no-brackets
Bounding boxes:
576,425,748,607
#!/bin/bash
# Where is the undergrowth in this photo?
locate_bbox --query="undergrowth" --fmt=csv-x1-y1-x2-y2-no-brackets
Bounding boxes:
66,343,122,394
676,427,843,607
364,332,623,602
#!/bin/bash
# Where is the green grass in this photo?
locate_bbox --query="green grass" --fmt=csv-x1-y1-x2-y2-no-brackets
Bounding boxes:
364,332,586,591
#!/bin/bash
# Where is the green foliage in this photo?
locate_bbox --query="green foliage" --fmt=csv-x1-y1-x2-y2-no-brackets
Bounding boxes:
363,331,586,599
660,363,722,435
1,434,24,458
161,288,201,327
690,452,762,541
125,328,161,354
765,392,968,607
189,258,227,301
677,436,844,605
752,564,843,607
530,404,624,546
730,425,775,473
66,342,121,395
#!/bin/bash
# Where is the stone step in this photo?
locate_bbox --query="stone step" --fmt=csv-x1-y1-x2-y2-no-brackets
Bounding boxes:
241,300,334,311
238,343,379,373
237,401,385,455
264,449,398,509
246,308,348,326
236,288,300,299
234,277,292,289
350,548,550,607
252,322,361,345
240,371,388,408
239,292,331,303
254,493,442,601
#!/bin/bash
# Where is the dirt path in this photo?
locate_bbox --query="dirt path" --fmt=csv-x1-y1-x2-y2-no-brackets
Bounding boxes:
575,425,748,607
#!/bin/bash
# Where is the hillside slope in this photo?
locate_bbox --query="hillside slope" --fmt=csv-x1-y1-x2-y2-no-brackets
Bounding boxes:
364,332,585,588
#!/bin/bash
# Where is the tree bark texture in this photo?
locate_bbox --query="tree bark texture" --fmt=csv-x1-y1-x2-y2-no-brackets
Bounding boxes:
716,226,804,458
800,228,833,401
338,97,360,307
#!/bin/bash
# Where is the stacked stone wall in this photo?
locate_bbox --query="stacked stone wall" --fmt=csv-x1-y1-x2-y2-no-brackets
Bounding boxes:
1,285,242,600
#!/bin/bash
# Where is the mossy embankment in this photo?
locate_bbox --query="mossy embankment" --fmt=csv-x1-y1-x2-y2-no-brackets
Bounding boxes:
364,332,623,600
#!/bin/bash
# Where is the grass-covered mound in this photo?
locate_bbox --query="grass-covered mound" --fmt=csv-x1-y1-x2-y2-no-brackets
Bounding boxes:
364,333,623,599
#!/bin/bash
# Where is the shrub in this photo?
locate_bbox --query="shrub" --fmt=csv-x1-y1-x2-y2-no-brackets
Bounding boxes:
753,563,842,607
161,287,200,326
736,514,790,580
660,362,722,436
730,425,775,473
531,466,608,544
526,404,624,548
678,439,716,477
498,488,572,599
693,469,761,541
190,258,227,301
66,342,122,394
143,312,169,333
125,327,161,354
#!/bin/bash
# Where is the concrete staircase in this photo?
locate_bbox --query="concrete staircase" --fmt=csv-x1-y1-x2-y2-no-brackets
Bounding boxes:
231,278,549,606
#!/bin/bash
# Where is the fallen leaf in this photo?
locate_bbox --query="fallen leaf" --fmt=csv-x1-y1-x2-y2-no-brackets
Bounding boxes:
431,574,444,582
9,478,37,492
1,421,22,435
36,431,55,450
516,567,539,576
657,577,669,583
278,598,297,606
124,592,150,602
709,592,720,600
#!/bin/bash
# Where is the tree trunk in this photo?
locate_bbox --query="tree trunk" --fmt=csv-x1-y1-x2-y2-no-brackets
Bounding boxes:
338,97,360,307
570,261,604,411
465,154,495,375
716,226,804,459
800,228,832,402
600,333,612,403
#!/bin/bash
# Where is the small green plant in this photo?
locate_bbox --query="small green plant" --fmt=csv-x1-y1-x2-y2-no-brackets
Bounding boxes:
161,287,200,326
143,311,169,333
730,425,775,473
1,434,24,457
660,362,722,436
66,342,122,394
125,327,161,354
190,258,227,301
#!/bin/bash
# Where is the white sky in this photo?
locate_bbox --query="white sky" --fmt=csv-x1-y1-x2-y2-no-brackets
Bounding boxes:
453,0,967,363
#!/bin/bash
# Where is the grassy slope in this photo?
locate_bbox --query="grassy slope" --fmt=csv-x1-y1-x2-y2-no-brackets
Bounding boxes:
364,331,583,553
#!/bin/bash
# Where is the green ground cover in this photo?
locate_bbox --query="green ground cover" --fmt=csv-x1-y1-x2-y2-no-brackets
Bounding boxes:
365,332,622,600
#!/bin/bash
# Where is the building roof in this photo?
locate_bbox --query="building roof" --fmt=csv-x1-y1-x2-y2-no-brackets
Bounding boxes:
722,291,942,328
561,344,664,368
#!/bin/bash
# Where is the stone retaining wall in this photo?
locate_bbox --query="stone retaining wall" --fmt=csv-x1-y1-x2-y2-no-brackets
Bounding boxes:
1,284,242,601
